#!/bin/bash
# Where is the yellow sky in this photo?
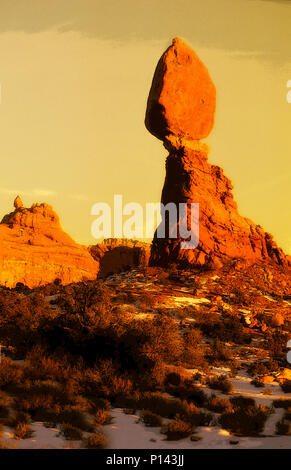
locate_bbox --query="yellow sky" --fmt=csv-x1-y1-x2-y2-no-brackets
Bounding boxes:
0,0,290,252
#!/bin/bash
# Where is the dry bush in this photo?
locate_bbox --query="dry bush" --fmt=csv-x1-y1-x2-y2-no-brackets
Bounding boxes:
207,375,234,394
219,404,270,436
206,395,233,414
181,329,207,368
7,411,33,440
137,292,157,310
12,422,33,440
84,431,107,449
197,314,250,345
230,396,255,408
140,410,163,427
281,381,291,393
0,356,23,388
165,382,207,407
209,339,233,364
163,419,193,440
266,331,288,364
94,409,112,426
247,360,278,377
250,378,264,388
275,420,290,435
0,391,12,420
165,372,182,387
273,399,291,409
59,423,83,441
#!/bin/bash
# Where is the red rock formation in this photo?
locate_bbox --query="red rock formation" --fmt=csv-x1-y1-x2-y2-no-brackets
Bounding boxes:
0,200,99,287
90,239,150,277
146,38,290,269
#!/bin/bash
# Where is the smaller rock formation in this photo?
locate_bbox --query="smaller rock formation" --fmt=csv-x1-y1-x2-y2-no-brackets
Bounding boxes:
90,239,150,277
0,198,99,287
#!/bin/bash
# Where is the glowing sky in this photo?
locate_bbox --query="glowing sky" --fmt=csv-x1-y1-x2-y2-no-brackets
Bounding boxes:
0,0,290,251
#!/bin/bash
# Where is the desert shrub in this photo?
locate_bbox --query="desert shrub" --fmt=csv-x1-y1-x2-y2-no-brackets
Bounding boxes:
281,381,291,393
165,382,207,407
207,375,234,394
229,288,248,306
0,391,12,419
265,331,288,364
140,410,163,427
276,420,290,435
94,409,112,426
165,372,182,387
163,419,193,440
197,313,250,345
6,411,30,428
273,399,291,409
56,280,112,315
247,360,278,377
219,404,270,436
137,393,187,419
182,328,207,368
230,396,255,408
12,422,33,440
0,291,53,354
84,431,107,449
0,357,23,388
209,339,233,364
284,408,291,421
206,395,233,414
59,423,83,440
250,378,264,388
137,292,157,310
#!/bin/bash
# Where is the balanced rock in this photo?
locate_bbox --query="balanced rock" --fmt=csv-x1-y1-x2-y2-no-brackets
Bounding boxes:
145,37,216,142
146,39,291,269
0,199,99,287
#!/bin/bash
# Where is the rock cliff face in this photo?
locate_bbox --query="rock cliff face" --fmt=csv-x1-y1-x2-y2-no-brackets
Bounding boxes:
0,199,99,288
90,239,150,277
146,38,290,269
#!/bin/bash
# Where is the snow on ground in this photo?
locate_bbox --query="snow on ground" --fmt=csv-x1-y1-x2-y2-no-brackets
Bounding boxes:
2,422,82,449
104,408,291,450
172,296,210,307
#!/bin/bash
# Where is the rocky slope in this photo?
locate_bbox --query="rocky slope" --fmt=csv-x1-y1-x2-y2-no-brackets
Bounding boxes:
146,38,291,269
0,197,99,287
